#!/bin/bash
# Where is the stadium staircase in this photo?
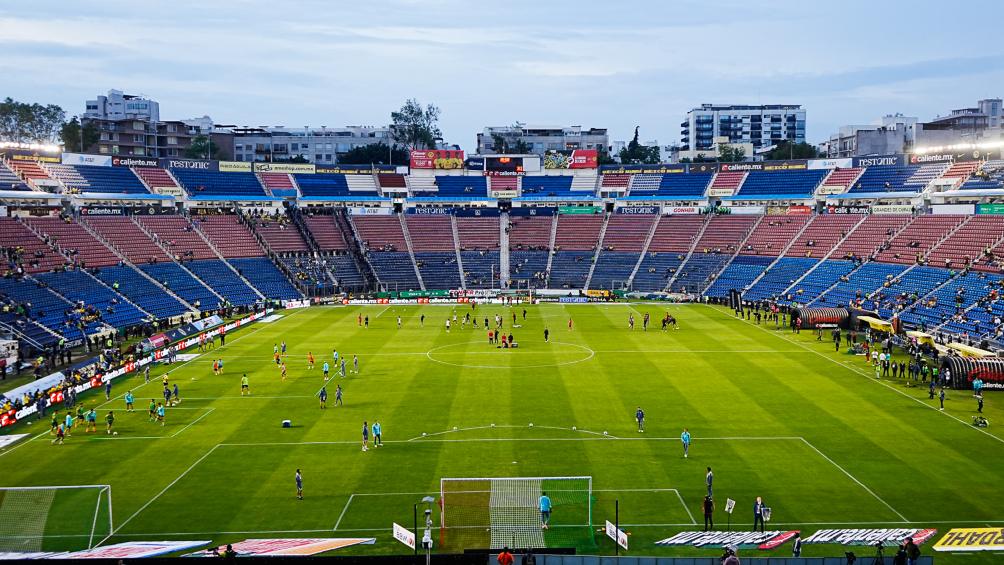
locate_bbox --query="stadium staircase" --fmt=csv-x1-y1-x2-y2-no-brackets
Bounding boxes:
543,215,559,286
583,212,611,290
192,215,268,303
663,215,712,292
450,215,468,289
76,217,198,312
736,216,816,292
626,214,662,289
699,215,764,294
290,208,338,289
498,213,509,287
817,167,865,195
334,209,378,290
397,214,426,291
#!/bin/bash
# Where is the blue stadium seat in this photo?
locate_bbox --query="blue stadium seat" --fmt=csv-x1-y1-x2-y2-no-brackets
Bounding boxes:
705,255,775,297
138,263,221,312
460,251,500,289
73,165,149,194
172,168,267,197
415,253,462,290
435,176,488,198
589,252,640,290
736,170,827,198
185,260,260,306
36,271,147,328
367,252,421,290
294,174,350,197
743,257,818,302
230,257,301,300
521,176,574,197
549,251,593,289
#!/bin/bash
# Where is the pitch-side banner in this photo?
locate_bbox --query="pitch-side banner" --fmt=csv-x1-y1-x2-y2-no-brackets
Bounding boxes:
393,523,416,550
67,541,210,559
803,528,937,546
605,520,629,550
655,530,799,550
933,528,1004,552
186,538,375,557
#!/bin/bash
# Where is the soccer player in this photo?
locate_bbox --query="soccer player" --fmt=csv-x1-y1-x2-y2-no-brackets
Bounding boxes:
635,407,645,432
361,420,369,451
104,379,112,400
144,365,151,383
280,362,287,382
273,343,279,357
352,355,359,374
213,359,219,375
538,491,552,529
51,423,65,445
125,390,134,412
364,315,369,328
568,317,573,331
643,312,650,331
340,358,347,378
445,318,450,333
307,351,315,370
681,428,691,458
628,314,634,330
488,329,494,344
50,412,59,435
173,383,180,405
335,384,343,407
106,411,115,435
322,361,330,379
217,359,224,374
702,495,714,531
65,411,74,436
319,386,327,409
148,399,156,421
420,314,425,327
939,387,946,410
357,313,362,327
163,384,172,407
281,341,287,357
295,469,303,500
157,402,166,426
706,467,714,497
397,315,402,328
86,408,97,433
241,374,250,396
543,328,549,342
333,349,339,363
372,420,382,447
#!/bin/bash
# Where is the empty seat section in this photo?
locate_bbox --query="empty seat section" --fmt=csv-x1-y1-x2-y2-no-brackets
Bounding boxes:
847,166,920,193
658,173,712,198
783,214,863,259
510,250,548,288
134,167,180,191
739,215,810,256
44,164,88,191
250,217,309,254
84,217,168,265
671,215,757,293
353,216,419,289
633,216,704,291
330,254,364,288
705,255,774,297
7,160,51,185
811,262,906,308
93,266,188,319
172,168,267,197
831,215,912,261
138,262,220,311
407,216,461,289
627,174,661,194
708,172,745,195
295,174,350,197
435,176,487,198
377,174,407,191
787,260,857,304
817,168,862,195
197,215,264,257
27,217,120,268
186,260,259,306
737,169,826,197
304,215,349,251
874,215,963,265
600,175,630,190
460,251,499,289
457,217,499,250
743,257,819,302
521,176,573,197
589,215,656,290
961,160,1004,190
875,266,952,320
259,173,297,198
488,177,518,194
930,216,1004,270
344,174,379,194
0,218,65,273
549,215,603,289
36,270,146,328
0,161,29,191
230,257,301,300
71,165,148,193
136,216,217,261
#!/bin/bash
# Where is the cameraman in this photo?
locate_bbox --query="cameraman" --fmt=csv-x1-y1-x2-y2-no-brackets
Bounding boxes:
720,545,740,565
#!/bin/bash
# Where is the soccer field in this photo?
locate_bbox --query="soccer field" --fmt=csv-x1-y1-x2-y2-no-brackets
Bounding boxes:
1,303,1002,561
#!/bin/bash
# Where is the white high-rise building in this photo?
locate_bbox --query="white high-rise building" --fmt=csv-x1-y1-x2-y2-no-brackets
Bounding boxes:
680,104,805,152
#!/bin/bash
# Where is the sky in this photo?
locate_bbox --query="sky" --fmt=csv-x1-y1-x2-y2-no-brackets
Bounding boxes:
2,0,1002,151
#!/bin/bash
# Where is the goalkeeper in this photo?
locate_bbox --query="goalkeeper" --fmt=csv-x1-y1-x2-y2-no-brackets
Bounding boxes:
538,492,552,530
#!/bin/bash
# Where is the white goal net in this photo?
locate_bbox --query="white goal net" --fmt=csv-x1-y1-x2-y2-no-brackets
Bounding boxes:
0,485,112,552
439,476,592,550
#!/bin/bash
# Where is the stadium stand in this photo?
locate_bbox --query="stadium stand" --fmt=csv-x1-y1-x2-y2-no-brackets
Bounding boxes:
136,216,217,261
632,215,704,292
250,216,310,254
229,257,301,300
739,215,810,256
377,173,407,193
130,262,218,312
831,215,913,261
406,216,462,290
508,215,552,289
69,165,148,194
0,218,67,273
960,160,1004,190
654,173,712,198
83,216,170,264
708,171,746,195
171,168,268,197
705,255,775,297
671,215,758,293
352,215,420,289
435,176,488,198
294,173,350,197
549,215,603,289
185,260,260,305
590,214,656,290
816,168,862,195
259,172,298,198
6,160,51,185
847,165,921,193
0,161,30,191
196,215,265,258
25,217,120,269
600,174,630,191
35,270,147,328
742,257,820,302
873,215,964,265
457,216,500,289
133,167,180,192
522,176,572,197
783,214,864,258
735,169,827,198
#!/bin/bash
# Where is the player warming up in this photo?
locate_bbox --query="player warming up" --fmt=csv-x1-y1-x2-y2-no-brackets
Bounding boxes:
636,406,645,432
539,491,552,529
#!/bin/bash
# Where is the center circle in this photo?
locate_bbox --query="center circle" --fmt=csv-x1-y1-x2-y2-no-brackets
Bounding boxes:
425,340,595,369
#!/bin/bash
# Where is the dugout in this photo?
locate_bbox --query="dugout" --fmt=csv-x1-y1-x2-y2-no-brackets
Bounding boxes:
941,356,1004,390
792,307,849,329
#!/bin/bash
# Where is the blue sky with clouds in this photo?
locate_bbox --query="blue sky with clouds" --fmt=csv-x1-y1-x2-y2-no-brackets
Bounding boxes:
3,0,1001,150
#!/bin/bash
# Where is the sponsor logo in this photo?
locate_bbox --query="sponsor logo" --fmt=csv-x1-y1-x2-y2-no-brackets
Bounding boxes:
708,188,735,197
112,156,158,168
617,206,659,215
804,528,937,546
854,155,904,168
909,153,954,164
655,531,800,550
394,523,416,550
490,189,519,199
872,204,914,215
253,162,315,174
411,149,465,170
720,162,763,172
69,541,211,559
186,538,375,557
163,158,214,170
559,296,590,303
933,528,1004,552
219,161,252,172
808,158,853,169
605,520,629,550
664,206,700,215
80,207,124,216
544,149,598,170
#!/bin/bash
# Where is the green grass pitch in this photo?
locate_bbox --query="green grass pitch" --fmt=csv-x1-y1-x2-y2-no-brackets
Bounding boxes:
1,303,1002,562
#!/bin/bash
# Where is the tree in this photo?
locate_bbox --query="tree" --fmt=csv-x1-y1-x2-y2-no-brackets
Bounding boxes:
597,147,616,165
0,97,65,144
338,143,408,165
618,126,661,164
274,154,310,163
390,99,441,150
61,117,100,152
718,145,746,163
761,141,820,161
184,135,221,159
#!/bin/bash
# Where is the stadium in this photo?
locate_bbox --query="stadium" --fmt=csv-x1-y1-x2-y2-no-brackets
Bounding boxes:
1,3,1003,563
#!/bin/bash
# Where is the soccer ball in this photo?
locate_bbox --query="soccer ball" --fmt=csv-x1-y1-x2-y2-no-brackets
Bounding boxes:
603,431,608,436
529,423,534,427
490,423,495,428
572,426,577,431
452,426,458,431
422,432,427,437
113,432,118,436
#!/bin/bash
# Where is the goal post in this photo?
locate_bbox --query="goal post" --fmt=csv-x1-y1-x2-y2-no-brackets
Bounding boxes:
0,485,112,552
439,476,593,551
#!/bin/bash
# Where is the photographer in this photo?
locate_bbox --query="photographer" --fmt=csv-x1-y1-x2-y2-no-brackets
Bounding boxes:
720,545,740,565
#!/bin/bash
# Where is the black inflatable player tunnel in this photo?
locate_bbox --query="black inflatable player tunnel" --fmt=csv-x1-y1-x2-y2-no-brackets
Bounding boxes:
941,356,1004,390
793,307,849,329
